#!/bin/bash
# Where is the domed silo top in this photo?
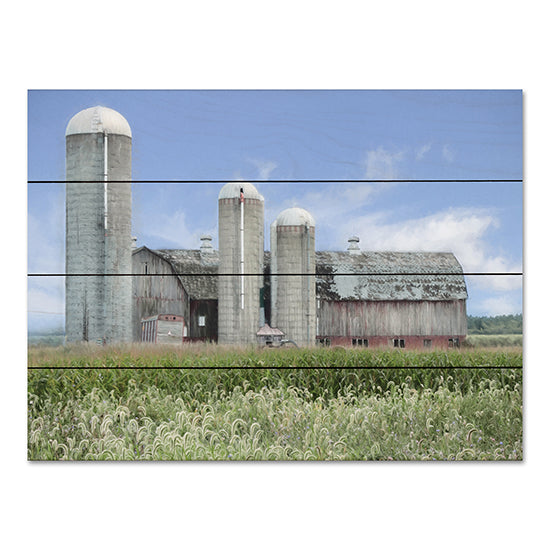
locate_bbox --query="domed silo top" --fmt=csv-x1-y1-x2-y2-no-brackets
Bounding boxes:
275,207,315,227
218,182,264,201
65,106,132,137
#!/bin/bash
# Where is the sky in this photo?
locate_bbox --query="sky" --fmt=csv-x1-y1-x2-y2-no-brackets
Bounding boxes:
27,89,523,332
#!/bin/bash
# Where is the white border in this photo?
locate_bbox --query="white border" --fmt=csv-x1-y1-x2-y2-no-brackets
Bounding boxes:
4,1,548,548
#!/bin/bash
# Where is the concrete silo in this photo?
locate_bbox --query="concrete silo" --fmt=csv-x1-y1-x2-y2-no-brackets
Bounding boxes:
218,183,264,344
65,106,133,343
271,207,316,346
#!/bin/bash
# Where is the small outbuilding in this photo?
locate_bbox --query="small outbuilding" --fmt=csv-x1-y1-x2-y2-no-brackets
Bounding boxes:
256,324,285,347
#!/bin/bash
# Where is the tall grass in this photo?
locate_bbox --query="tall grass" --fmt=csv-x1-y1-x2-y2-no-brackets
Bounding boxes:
27,346,522,461
28,377,522,461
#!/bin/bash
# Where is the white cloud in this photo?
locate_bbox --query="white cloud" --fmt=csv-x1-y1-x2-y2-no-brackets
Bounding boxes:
415,143,432,161
479,296,522,316
442,144,455,162
28,285,64,315
142,209,217,249
27,282,65,332
27,200,65,331
248,159,278,180
264,146,404,226
266,183,384,232
28,211,64,274
364,147,405,179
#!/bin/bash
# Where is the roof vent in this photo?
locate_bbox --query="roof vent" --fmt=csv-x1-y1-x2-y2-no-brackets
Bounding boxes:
131,236,137,250
200,234,214,254
347,236,360,254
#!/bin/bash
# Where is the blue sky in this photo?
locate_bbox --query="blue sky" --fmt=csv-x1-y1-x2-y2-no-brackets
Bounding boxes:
27,89,523,331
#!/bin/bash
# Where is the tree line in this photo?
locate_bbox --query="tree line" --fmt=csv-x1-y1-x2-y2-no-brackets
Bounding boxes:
467,314,523,335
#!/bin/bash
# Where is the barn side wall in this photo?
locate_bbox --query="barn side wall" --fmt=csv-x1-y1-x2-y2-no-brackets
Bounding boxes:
132,249,189,342
317,299,467,338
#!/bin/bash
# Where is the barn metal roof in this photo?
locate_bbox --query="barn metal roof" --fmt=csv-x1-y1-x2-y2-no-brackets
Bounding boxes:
153,249,220,300
315,251,468,301
135,248,467,302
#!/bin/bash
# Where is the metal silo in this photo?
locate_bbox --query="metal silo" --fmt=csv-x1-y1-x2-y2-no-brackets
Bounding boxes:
218,182,264,344
271,207,316,346
65,106,132,343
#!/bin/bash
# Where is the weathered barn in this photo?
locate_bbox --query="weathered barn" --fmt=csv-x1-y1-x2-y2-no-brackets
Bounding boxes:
131,240,468,348
315,250,467,348
132,240,218,342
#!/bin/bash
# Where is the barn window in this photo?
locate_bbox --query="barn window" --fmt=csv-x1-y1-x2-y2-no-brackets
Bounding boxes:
318,338,331,347
448,338,460,348
393,338,405,348
352,338,368,347
198,315,206,327
424,339,432,348
143,262,148,274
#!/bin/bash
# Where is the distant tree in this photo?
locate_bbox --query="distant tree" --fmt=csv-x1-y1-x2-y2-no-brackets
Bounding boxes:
467,314,522,335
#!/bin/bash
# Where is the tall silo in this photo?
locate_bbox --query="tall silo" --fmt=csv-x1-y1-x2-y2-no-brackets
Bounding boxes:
271,207,316,346
218,183,264,344
65,106,133,343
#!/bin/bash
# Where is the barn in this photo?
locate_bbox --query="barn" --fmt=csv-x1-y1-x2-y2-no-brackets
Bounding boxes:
315,248,467,348
131,237,468,348
132,238,218,343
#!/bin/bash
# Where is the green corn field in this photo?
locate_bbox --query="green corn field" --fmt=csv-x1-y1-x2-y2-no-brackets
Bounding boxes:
28,345,522,461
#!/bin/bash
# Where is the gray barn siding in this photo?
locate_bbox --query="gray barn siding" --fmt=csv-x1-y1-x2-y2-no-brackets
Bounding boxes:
132,248,189,342
318,299,467,337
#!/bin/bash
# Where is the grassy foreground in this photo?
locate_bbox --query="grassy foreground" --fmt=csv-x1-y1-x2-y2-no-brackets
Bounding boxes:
28,346,522,461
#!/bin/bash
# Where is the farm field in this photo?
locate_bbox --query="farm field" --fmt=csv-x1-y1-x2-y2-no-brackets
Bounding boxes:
464,334,523,347
28,345,523,461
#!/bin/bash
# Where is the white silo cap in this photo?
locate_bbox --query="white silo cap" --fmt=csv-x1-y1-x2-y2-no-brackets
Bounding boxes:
218,182,264,201
65,106,132,137
275,207,315,227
